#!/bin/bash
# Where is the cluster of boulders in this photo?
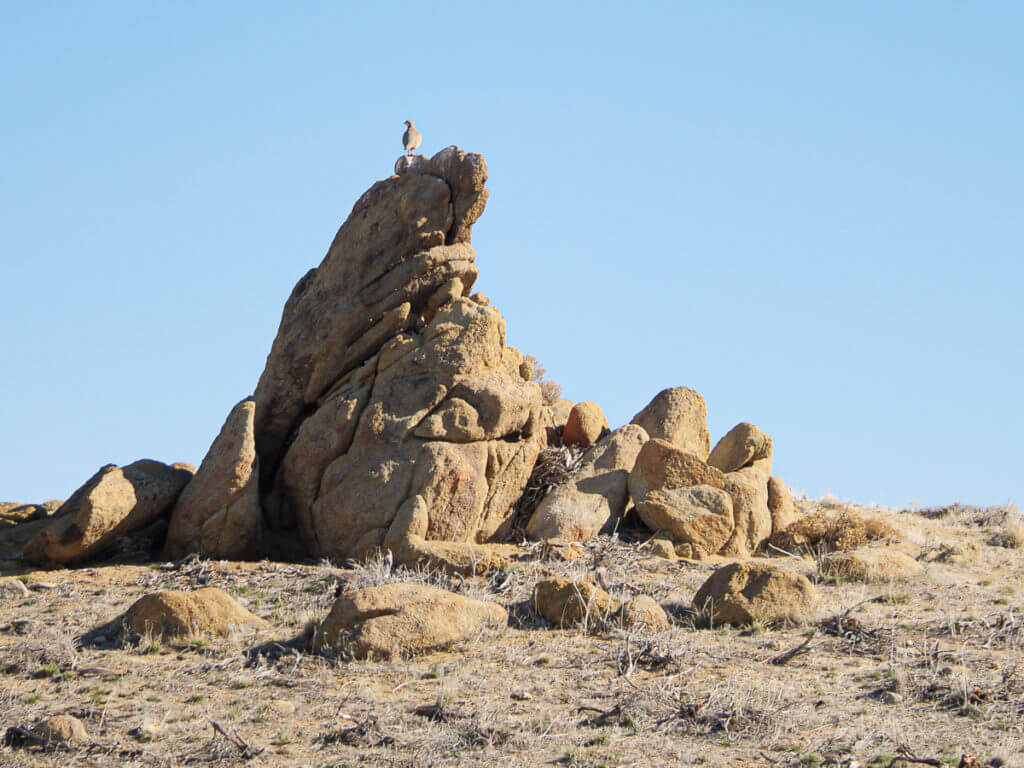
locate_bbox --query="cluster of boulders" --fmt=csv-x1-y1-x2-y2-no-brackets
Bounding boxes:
2,147,815,574
531,577,670,631
3,461,196,568
525,389,800,561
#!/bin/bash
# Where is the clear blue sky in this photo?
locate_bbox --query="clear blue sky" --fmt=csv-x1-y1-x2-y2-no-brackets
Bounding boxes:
2,2,1021,509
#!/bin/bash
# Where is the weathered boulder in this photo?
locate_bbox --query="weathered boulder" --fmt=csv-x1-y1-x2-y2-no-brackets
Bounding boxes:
238,148,545,561
693,562,819,626
319,583,507,659
767,476,797,538
635,485,735,557
821,547,924,582
719,473,773,556
647,534,678,560
165,398,262,559
708,422,772,476
532,578,618,628
23,460,193,565
123,587,268,639
525,424,648,541
631,387,710,459
617,595,670,631
628,438,726,507
32,715,90,745
562,401,609,448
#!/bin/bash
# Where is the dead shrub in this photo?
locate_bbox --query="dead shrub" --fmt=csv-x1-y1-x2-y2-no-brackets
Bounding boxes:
511,445,585,534
772,508,897,554
523,354,562,405
2,624,79,676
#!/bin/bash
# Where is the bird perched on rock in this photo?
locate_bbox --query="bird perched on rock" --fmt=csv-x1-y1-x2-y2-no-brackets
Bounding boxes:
402,120,422,155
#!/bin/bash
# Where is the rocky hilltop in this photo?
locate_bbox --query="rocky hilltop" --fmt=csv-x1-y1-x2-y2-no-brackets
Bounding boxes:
2,149,1023,768
4,147,798,572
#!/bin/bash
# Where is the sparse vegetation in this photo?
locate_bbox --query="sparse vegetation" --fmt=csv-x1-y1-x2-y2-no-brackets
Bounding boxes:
523,354,563,405
1,498,1023,765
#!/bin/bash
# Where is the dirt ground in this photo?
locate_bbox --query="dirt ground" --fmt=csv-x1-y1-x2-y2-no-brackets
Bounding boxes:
1,499,1022,768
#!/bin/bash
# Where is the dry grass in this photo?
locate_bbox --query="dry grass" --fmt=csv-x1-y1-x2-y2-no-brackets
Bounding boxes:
1,498,1023,766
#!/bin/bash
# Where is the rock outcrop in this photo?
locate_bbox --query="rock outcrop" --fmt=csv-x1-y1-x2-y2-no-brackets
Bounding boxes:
319,583,507,659
24,460,193,565
165,398,262,559
166,148,547,563
37,146,799,571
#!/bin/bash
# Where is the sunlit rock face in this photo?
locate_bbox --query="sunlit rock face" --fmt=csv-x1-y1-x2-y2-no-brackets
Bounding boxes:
245,147,544,559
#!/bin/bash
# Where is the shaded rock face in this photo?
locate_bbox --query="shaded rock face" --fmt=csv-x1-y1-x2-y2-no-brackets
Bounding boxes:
246,148,543,560
23,460,193,565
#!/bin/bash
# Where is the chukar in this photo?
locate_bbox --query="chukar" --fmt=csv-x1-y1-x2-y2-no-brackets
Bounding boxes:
402,120,422,155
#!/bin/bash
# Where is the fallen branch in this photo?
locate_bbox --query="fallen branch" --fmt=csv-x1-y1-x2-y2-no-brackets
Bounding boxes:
205,714,263,759
888,745,942,767
767,543,803,560
577,704,622,727
769,631,817,666
837,595,886,629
